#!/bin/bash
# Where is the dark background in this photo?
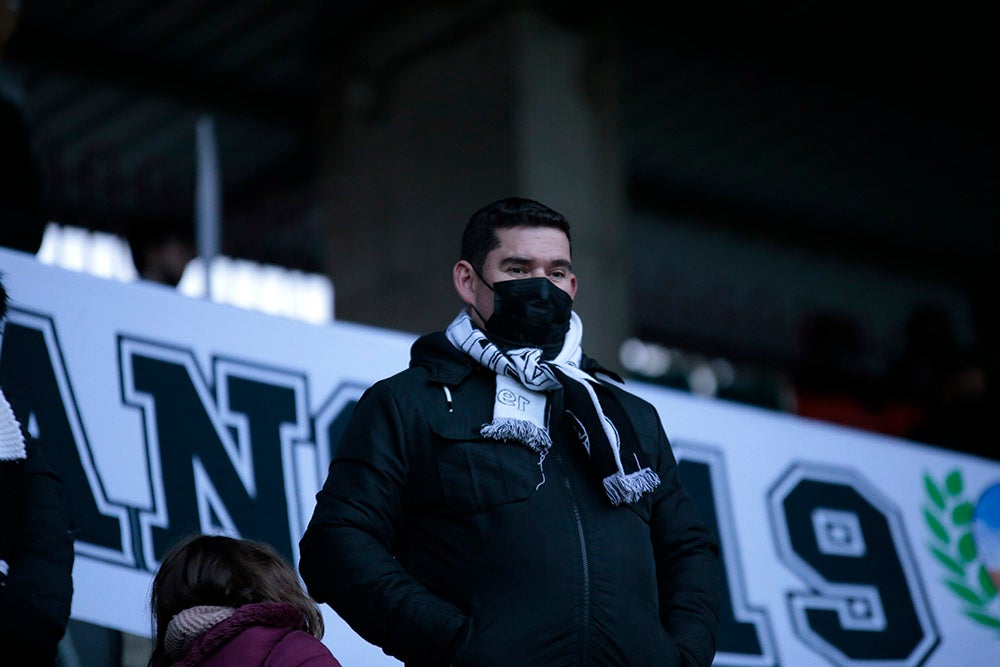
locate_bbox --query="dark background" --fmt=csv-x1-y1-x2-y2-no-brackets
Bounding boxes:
2,0,996,459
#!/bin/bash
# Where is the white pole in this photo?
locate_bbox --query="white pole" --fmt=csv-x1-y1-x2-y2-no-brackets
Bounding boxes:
195,115,221,300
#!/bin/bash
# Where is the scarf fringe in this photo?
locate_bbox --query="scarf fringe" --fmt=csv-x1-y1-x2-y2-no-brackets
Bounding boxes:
602,468,661,506
481,418,552,455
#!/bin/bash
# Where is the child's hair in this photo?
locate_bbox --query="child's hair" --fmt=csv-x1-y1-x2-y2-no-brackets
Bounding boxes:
148,533,324,667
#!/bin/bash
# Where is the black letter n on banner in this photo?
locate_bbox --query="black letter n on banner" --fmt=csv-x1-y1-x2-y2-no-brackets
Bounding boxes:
120,338,309,569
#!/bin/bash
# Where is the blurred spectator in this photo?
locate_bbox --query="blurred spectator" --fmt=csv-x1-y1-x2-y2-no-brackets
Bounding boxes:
0,0,47,254
0,272,76,665
969,262,1000,380
906,267,997,460
886,301,960,413
127,215,196,287
907,346,991,459
791,310,920,436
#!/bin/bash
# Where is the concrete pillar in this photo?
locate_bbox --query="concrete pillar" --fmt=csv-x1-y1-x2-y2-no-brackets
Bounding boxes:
509,11,629,373
320,6,628,372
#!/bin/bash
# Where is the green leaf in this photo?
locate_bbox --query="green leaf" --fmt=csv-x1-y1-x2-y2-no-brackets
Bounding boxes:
924,510,949,543
966,609,1000,630
931,547,964,576
947,580,982,605
978,565,997,599
945,469,964,496
957,533,978,562
924,474,946,510
952,502,974,525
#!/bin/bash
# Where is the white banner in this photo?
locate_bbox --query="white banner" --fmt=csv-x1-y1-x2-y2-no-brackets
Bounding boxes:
1,247,997,666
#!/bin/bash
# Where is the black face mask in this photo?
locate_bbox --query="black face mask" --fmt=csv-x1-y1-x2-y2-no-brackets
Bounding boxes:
475,274,573,348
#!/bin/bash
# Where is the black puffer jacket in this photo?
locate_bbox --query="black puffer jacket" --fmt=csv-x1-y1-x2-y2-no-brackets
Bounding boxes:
300,332,720,667
0,437,76,667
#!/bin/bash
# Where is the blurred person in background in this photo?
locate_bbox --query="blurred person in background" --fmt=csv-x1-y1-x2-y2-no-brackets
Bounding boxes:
906,266,998,460
0,0,47,254
791,309,923,438
886,302,961,416
127,214,196,287
0,272,76,665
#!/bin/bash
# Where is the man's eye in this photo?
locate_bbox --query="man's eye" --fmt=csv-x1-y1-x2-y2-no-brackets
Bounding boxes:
549,271,566,279
508,267,526,274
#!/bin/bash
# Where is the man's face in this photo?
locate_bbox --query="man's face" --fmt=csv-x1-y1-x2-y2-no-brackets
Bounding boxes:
454,225,577,328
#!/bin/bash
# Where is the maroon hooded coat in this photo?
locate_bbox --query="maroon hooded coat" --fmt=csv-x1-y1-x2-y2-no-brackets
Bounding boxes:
168,602,342,667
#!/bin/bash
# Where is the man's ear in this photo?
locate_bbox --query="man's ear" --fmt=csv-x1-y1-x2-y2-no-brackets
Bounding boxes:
453,260,476,305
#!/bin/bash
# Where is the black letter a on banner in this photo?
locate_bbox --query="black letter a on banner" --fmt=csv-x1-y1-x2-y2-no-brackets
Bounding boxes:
0,312,129,563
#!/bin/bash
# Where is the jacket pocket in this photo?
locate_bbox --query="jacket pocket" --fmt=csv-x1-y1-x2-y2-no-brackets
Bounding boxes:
430,417,541,513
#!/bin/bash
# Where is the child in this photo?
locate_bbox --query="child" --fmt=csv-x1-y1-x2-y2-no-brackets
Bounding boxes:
148,533,342,667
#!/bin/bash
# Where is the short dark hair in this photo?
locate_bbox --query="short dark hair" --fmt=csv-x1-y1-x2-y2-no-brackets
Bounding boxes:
148,534,324,667
460,197,571,273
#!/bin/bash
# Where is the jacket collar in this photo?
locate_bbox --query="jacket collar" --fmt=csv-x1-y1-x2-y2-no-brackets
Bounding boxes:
409,332,477,385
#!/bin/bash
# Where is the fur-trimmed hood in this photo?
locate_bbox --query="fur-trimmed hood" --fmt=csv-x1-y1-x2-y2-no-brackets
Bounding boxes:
168,601,339,667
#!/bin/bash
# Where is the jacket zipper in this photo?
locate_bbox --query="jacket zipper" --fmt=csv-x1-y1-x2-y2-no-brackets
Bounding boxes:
555,448,590,664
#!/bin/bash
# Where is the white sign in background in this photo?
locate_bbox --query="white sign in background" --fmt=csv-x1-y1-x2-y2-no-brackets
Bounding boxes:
1,247,997,666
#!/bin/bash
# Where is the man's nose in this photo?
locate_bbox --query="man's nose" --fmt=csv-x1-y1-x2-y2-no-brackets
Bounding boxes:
530,268,547,278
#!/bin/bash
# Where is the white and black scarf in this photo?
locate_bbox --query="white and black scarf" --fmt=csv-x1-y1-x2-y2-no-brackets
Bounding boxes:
445,310,660,505
0,386,27,582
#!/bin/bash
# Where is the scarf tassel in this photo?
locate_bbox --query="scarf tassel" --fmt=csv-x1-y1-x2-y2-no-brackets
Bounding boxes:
481,418,552,455
602,468,661,506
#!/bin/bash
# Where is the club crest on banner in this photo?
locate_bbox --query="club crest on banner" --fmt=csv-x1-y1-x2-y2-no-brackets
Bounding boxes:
923,469,1000,635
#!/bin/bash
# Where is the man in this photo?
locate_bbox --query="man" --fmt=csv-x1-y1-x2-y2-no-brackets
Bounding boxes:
299,197,721,666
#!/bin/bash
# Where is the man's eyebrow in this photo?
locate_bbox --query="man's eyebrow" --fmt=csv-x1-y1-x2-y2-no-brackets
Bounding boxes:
498,255,531,267
498,256,573,269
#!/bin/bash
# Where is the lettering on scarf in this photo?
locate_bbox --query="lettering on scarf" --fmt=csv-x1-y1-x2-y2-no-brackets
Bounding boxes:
496,388,530,412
